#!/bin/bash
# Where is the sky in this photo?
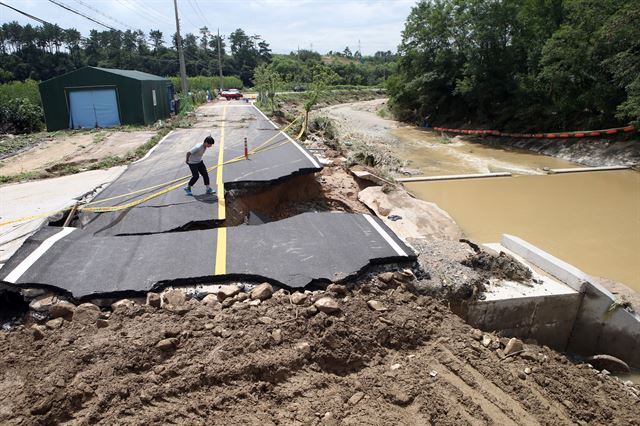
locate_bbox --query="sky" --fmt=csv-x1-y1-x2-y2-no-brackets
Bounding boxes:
0,0,417,54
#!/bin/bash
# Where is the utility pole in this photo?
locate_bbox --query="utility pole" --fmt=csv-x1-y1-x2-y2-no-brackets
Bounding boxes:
217,28,223,91
173,0,188,95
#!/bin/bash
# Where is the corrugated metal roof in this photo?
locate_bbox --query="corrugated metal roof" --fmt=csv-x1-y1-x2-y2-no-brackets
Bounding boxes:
93,67,169,81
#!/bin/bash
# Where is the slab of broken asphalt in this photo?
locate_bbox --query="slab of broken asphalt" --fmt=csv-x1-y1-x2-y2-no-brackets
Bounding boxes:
1,212,415,299
78,104,321,236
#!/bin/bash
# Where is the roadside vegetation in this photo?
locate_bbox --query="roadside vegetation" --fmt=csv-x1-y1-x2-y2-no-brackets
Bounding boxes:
389,0,640,131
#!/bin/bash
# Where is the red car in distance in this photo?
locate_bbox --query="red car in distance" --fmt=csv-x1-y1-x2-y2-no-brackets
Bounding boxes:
220,89,243,100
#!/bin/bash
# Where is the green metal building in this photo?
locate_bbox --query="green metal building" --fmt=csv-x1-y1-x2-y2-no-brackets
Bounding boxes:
39,66,174,131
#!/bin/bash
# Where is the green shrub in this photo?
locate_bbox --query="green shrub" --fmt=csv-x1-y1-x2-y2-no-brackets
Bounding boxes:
0,80,41,106
0,98,44,134
309,116,337,140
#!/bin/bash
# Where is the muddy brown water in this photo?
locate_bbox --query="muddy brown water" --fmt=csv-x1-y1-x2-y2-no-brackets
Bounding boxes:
393,129,640,292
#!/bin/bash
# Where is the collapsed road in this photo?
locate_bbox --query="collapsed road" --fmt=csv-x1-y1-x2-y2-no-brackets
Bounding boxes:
1,102,415,299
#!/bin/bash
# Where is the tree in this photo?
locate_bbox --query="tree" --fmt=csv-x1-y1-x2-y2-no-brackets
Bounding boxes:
149,30,164,52
303,65,339,136
253,63,281,111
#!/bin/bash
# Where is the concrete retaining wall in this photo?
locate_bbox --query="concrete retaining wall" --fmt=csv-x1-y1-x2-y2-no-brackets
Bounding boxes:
501,234,640,368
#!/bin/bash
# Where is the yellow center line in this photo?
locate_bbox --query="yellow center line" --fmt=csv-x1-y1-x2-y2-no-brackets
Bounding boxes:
215,105,227,275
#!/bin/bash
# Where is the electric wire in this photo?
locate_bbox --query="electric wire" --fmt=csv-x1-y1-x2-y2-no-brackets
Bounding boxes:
70,0,136,31
46,0,119,31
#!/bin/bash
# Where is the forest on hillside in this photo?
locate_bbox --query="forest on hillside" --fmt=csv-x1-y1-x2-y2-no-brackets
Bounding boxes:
388,0,640,131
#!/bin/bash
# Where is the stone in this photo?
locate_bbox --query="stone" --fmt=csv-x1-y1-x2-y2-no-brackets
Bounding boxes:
367,300,387,312
73,303,101,324
295,341,312,356
96,319,109,329
31,325,45,340
29,294,58,312
249,299,261,306
221,298,236,309
322,412,337,426
314,297,340,314
156,338,177,351
201,294,220,308
251,283,274,301
217,285,241,302
258,316,274,324
586,354,630,373
235,292,250,302
290,292,307,305
378,272,395,283
393,269,415,283
390,363,401,371
304,306,319,317
49,301,76,320
111,299,135,312
518,371,527,380
471,329,483,340
271,329,283,344
162,289,186,307
503,338,524,357
45,317,64,330
146,292,161,308
481,335,492,347
387,386,412,406
524,367,532,375
327,284,347,296
348,392,364,406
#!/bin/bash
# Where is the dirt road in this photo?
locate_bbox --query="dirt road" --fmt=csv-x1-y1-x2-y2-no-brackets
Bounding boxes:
1,280,638,425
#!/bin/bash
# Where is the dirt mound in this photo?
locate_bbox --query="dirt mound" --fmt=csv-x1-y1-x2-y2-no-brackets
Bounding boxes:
463,250,533,283
1,279,638,425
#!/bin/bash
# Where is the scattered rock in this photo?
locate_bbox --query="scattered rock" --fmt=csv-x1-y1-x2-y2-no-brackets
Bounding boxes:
30,398,52,415
146,292,161,308
162,289,186,307
295,341,312,356
348,391,365,405
304,306,319,316
429,370,438,377
251,283,274,301
481,335,492,347
322,411,337,426
31,325,45,340
290,292,307,305
248,299,261,306
49,301,76,320
327,284,347,296
258,316,274,325
314,297,340,314
45,317,64,330
587,354,630,373
393,269,415,283
378,272,395,283
111,299,135,312
471,329,483,340
73,303,101,324
233,292,248,302
156,338,177,351
504,337,524,357
524,367,532,375
518,371,527,380
386,385,413,406
217,285,241,302
271,329,283,344
96,319,109,329
367,300,387,312
390,363,401,371
29,294,58,312
201,294,220,308
221,298,236,309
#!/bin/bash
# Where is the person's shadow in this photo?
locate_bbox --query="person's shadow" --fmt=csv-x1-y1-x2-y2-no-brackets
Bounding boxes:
194,193,218,204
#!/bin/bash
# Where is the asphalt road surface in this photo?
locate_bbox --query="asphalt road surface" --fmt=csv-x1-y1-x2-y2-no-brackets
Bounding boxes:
1,102,415,299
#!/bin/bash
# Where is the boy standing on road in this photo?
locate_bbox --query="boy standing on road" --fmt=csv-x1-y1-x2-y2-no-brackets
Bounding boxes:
184,136,216,196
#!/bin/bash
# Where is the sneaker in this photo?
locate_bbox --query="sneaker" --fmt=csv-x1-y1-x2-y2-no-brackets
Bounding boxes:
184,187,193,196
206,187,215,194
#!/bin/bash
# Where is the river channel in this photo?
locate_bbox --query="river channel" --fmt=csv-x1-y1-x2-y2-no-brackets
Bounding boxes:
393,128,640,292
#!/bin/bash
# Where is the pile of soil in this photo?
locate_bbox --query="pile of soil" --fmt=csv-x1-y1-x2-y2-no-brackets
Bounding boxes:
462,251,533,283
1,277,638,425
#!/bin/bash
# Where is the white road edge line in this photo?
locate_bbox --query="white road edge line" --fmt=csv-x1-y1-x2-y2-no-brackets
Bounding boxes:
252,104,321,169
133,132,173,164
363,214,408,257
4,227,76,284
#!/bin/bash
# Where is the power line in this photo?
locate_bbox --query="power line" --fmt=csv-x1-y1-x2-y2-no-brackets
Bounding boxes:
113,0,165,27
70,0,135,31
133,0,174,25
0,1,48,25
193,0,210,28
46,0,119,31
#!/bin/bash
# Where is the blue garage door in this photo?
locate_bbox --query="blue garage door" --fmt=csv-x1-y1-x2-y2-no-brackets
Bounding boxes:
68,89,120,129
